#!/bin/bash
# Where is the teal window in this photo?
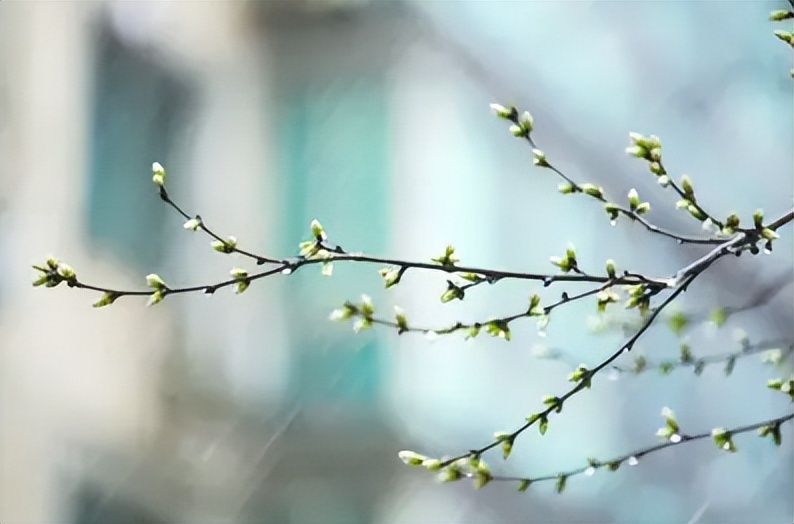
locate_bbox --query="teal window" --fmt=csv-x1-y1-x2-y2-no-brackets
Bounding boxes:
87,32,190,271
277,78,389,406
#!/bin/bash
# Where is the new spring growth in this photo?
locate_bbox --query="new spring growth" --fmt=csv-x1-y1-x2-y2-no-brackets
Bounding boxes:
769,9,794,22
579,183,603,199
568,364,592,388
152,162,166,187
145,273,168,306
533,149,549,167
550,243,577,273
626,132,661,161
627,189,651,214
310,219,327,241
493,431,515,459
656,406,681,442
508,110,534,138
722,213,741,235
711,427,737,452
378,266,401,288
489,103,515,120
773,29,794,45
92,292,120,308
431,245,459,266
32,256,78,288
183,217,202,231
211,236,237,253
230,268,250,294
440,281,465,303
393,306,409,334
528,293,543,316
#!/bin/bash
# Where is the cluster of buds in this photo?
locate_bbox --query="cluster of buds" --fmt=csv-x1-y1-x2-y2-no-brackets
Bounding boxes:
32,256,77,289
398,450,493,490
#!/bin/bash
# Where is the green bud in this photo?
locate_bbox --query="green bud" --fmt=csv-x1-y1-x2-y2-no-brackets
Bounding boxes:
310,219,326,241
557,182,576,194
761,228,780,240
489,103,514,119
634,202,650,215
549,256,571,273
580,183,603,198
146,289,165,307
56,262,76,280
458,272,484,282
596,289,620,312
183,217,202,231
151,162,166,187
299,240,319,258
92,292,120,308
528,293,542,315
630,132,661,150
329,303,357,321
753,209,764,228
485,319,511,341
398,450,428,466
517,479,531,492
393,306,409,333
509,124,528,137
711,427,736,452
440,281,465,303
605,259,616,279
438,465,463,482
538,415,549,435
568,364,591,386
604,202,620,221
625,145,648,158
378,266,401,288
532,148,548,167
627,188,640,210
680,174,695,199
565,243,577,262
773,29,794,45
146,273,167,289
769,9,794,21
359,294,375,317
212,236,238,253
519,111,534,133
649,162,664,176
431,245,459,266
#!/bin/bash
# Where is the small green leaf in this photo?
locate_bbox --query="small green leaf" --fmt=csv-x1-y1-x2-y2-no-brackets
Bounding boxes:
668,311,689,336
538,415,549,435
555,475,567,494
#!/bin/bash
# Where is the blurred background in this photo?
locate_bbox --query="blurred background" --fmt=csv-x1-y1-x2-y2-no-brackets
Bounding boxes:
1,1,792,522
